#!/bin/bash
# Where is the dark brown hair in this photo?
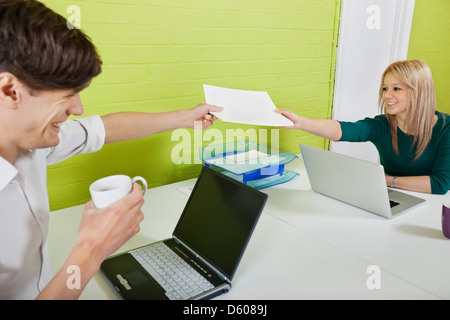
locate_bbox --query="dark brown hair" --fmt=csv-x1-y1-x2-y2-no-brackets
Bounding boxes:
0,0,102,91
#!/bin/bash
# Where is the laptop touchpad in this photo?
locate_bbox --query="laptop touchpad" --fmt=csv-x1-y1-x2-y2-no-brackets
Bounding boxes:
125,269,149,286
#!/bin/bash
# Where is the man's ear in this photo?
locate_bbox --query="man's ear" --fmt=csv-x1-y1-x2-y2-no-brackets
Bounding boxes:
0,72,22,108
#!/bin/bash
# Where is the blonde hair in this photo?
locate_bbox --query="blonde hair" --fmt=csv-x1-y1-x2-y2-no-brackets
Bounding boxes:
378,59,436,161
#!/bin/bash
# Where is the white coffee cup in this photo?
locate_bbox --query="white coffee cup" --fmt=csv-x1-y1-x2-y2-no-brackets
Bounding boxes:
89,175,147,209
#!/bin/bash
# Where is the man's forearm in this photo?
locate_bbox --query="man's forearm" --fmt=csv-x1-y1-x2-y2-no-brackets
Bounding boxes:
35,243,100,300
101,110,189,144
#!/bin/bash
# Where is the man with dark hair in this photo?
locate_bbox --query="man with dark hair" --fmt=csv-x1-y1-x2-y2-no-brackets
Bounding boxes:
0,0,221,299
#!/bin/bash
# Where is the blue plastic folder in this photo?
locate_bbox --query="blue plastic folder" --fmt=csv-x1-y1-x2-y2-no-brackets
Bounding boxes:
200,140,298,190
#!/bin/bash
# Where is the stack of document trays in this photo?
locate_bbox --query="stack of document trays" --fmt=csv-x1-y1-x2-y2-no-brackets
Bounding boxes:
200,140,298,189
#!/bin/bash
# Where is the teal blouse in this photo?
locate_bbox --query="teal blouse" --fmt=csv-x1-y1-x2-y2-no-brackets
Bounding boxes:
339,111,450,194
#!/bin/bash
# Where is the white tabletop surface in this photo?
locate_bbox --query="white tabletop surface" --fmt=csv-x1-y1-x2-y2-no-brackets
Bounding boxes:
49,156,450,300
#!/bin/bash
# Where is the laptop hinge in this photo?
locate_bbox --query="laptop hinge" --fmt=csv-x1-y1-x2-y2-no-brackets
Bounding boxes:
173,236,231,284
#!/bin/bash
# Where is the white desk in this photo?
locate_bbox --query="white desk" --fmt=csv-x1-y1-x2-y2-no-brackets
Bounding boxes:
49,157,450,300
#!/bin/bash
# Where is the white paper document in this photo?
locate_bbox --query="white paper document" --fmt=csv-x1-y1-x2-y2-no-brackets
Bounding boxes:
203,84,294,127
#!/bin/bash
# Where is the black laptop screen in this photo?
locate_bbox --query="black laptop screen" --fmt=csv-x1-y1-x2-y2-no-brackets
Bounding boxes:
173,166,267,279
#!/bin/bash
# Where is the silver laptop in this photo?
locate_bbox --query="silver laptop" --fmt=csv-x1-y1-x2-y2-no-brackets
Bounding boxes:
300,144,425,219
100,166,267,300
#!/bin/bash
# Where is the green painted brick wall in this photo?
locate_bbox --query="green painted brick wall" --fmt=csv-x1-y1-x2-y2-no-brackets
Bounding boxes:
43,0,341,210
40,0,450,211
408,0,450,114
38,0,450,211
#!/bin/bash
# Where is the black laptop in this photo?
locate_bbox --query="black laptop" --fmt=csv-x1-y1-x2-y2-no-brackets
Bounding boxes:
100,166,268,300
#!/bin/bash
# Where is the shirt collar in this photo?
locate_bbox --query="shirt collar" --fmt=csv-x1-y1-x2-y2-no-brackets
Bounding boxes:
0,156,18,191
14,149,35,176
0,150,35,191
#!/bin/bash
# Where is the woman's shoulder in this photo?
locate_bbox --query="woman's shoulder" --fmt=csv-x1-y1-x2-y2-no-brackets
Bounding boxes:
362,114,389,129
372,114,388,122
436,111,450,129
435,111,450,138
437,110,450,121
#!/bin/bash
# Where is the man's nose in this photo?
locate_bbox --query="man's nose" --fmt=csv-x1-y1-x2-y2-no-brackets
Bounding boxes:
68,93,84,116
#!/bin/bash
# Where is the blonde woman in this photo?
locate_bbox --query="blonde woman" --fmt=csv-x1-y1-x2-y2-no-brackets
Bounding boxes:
277,59,450,195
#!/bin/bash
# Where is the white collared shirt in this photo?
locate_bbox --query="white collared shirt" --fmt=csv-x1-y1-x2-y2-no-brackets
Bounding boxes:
0,115,105,299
